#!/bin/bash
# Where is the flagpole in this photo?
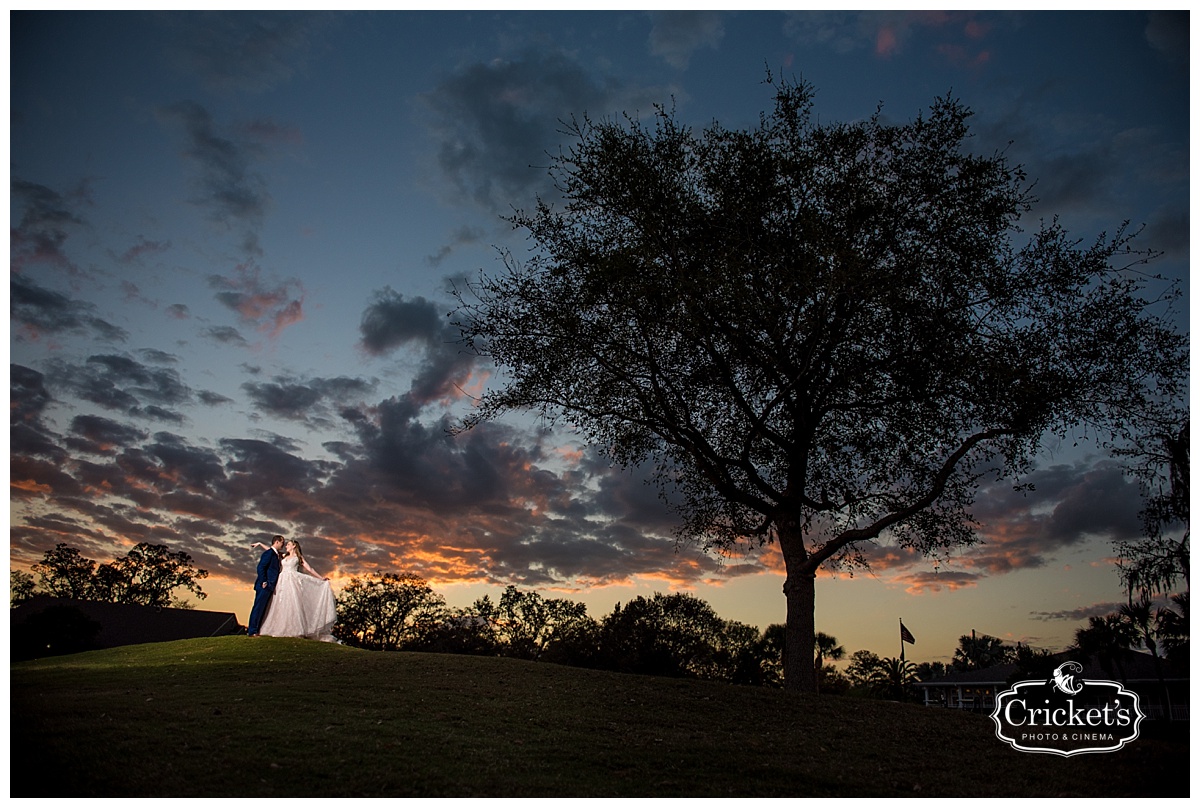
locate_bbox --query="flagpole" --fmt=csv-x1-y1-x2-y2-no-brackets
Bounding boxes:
899,617,904,662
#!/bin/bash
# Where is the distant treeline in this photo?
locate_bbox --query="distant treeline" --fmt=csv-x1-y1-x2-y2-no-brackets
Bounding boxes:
331,572,954,696
21,543,1135,697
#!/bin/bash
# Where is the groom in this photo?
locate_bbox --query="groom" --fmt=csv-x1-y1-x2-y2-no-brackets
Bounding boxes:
247,535,285,636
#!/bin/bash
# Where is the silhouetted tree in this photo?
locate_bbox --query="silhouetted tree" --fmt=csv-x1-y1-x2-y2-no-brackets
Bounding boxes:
914,661,949,682
952,633,1014,672
817,663,851,696
480,585,593,661
1073,614,1136,684
597,592,733,679
1120,594,1176,713
846,649,884,693
334,573,446,651
451,73,1187,691
415,605,500,656
757,623,787,687
1006,644,1058,686
1158,592,1189,665
813,631,845,694
31,543,96,599
1115,419,1189,600
537,610,603,668
90,543,208,608
846,650,918,700
715,618,768,685
10,570,36,607
28,542,207,607
877,657,920,701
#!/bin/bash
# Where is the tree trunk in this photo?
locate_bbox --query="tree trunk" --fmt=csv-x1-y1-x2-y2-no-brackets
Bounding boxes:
783,571,817,692
779,520,817,692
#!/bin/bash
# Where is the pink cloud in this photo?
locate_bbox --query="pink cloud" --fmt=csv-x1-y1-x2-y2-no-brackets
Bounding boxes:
964,19,991,39
876,26,898,57
266,298,304,338
210,261,305,338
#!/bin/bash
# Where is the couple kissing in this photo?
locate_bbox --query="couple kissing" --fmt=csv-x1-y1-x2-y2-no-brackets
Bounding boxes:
247,535,338,642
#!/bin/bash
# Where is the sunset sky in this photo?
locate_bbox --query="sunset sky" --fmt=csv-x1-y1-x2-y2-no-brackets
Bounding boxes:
9,10,1190,664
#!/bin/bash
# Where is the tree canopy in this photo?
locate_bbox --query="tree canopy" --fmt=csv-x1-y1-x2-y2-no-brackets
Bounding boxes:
1114,418,1189,599
452,75,1187,691
29,542,208,608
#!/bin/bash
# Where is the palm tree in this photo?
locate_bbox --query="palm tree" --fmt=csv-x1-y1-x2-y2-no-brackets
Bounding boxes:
874,657,919,701
813,631,845,694
1120,594,1175,715
1073,613,1136,684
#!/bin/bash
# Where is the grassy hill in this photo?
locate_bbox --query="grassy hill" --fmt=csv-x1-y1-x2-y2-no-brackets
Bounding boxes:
11,637,1188,798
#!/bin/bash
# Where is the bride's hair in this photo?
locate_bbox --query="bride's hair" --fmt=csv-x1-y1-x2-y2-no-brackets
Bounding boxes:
289,540,304,562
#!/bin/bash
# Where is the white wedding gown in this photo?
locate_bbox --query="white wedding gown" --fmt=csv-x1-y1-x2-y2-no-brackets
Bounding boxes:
260,556,338,641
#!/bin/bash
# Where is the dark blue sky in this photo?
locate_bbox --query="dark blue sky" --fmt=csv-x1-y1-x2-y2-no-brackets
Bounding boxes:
9,10,1189,661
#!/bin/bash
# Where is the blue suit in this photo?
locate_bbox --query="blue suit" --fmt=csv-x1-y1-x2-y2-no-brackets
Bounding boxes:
247,547,283,636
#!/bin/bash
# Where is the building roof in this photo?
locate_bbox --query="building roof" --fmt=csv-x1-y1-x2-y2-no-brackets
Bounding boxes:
11,595,242,651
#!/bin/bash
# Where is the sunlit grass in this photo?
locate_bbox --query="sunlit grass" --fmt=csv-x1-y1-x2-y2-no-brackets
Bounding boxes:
11,637,1188,797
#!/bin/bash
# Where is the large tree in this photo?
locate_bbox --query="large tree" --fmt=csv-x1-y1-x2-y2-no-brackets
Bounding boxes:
451,76,1187,691
477,584,593,661
29,542,208,608
334,572,447,651
91,542,209,608
1114,418,1189,599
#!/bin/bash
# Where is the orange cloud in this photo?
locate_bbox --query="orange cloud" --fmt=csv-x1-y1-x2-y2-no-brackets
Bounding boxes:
896,570,981,595
11,479,51,495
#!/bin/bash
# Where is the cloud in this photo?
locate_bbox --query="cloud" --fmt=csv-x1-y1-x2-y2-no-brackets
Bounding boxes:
795,458,1146,594
242,374,376,428
11,275,129,344
204,325,249,346
198,390,235,406
43,353,192,422
66,414,150,456
421,48,669,214
10,178,86,272
783,10,995,62
1144,11,1188,64
907,462,1142,586
1030,601,1126,622
208,261,305,337
896,570,982,595
425,225,485,267
972,99,1187,252
118,237,171,264
647,11,725,69
1143,208,1190,256
10,364,66,464
11,364,54,425
969,462,1143,553
165,12,326,94
236,118,304,145
158,101,272,255
359,288,476,408
13,347,703,590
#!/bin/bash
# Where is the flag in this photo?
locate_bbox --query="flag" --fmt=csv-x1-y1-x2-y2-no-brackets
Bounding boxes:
900,622,916,645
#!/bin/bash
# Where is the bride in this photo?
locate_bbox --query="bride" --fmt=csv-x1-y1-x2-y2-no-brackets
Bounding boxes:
253,539,338,642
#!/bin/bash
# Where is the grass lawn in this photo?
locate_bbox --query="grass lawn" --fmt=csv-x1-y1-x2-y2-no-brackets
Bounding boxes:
10,637,1189,798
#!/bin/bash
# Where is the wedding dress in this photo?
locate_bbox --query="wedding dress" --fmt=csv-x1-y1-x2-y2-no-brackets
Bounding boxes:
259,556,338,641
